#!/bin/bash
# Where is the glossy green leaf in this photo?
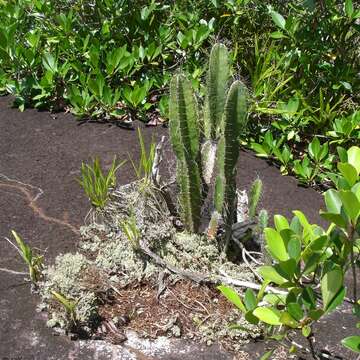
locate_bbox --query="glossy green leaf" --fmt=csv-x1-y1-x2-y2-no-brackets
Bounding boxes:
321,268,343,311
326,287,346,313
308,137,320,160
338,163,358,186
253,307,282,325
352,183,360,202
260,350,275,360
302,325,311,338
245,310,259,325
287,236,301,260
345,0,354,18
348,146,360,174
258,265,287,285
320,212,347,228
308,235,329,252
270,31,287,39
339,190,360,222
270,11,286,30
303,252,322,275
293,210,313,243
341,336,360,353
324,189,342,214
309,309,324,321
275,258,297,281
42,53,57,73
244,289,257,311
279,312,299,328
217,285,246,313
287,302,303,321
302,287,317,309
264,228,289,261
264,293,286,306
274,215,289,231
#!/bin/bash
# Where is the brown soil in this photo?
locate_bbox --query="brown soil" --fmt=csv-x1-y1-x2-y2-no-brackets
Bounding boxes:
0,96,358,359
98,281,237,344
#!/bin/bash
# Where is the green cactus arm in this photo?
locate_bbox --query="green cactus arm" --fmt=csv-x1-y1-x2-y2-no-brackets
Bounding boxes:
176,160,202,232
222,80,248,165
205,43,230,140
169,74,199,160
169,74,202,233
215,81,248,214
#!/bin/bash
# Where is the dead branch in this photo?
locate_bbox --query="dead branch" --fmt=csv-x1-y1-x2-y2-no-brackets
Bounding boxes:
139,240,286,295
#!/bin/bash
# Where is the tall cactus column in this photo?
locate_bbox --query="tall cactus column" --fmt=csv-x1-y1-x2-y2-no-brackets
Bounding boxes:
202,44,230,187
205,43,229,140
169,74,202,233
215,81,248,251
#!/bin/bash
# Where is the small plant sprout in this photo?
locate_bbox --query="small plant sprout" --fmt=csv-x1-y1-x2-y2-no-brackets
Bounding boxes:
78,156,125,208
51,291,77,325
129,127,155,183
5,230,43,284
120,213,141,251
248,178,263,219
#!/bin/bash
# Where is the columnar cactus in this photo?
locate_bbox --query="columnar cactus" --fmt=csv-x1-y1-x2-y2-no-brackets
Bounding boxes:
169,74,202,233
214,81,248,249
204,43,229,140
169,43,248,247
202,44,230,186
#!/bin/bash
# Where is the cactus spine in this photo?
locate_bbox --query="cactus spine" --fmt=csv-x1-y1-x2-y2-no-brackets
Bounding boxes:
169,74,202,233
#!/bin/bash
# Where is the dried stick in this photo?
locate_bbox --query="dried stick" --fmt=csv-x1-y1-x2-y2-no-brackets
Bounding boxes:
139,240,286,295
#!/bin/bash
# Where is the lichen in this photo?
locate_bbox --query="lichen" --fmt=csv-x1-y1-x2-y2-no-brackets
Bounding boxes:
94,233,158,286
42,253,88,298
40,253,98,331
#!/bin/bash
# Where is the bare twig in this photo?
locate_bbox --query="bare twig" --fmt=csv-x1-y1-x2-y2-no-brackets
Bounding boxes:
0,267,28,276
138,239,286,295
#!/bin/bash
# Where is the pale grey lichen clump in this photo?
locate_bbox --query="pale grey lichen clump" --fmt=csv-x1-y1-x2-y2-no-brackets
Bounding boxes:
40,253,98,330
196,310,261,351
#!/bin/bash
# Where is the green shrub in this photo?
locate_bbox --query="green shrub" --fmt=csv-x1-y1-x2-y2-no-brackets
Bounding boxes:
219,145,360,357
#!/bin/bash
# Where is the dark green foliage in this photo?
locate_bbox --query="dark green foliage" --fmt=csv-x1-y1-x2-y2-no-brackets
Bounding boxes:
0,0,359,188
0,0,215,118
